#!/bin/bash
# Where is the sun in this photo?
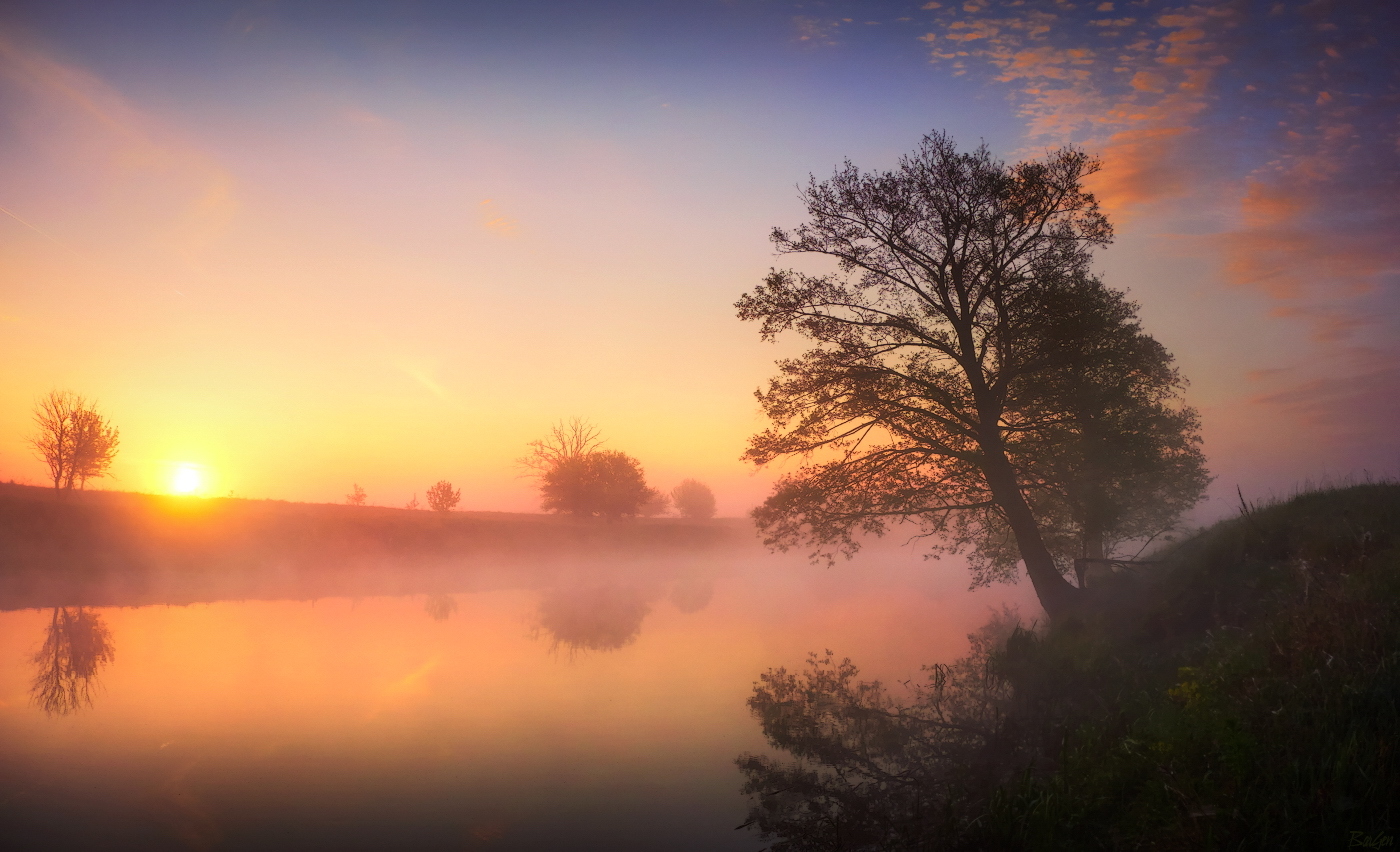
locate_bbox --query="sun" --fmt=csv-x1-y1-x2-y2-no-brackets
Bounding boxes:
171,464,203,495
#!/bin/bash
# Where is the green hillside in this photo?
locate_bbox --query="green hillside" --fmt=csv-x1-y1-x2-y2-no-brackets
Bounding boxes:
741,483,1400,850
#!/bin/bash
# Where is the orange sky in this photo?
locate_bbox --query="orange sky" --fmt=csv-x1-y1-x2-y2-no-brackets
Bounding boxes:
1,1,1396,517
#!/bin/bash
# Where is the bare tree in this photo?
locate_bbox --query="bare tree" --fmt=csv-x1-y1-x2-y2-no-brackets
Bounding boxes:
346,483,367,506
671,479,717,519
519,418,603,477
30,391,120,493
426,480,461,513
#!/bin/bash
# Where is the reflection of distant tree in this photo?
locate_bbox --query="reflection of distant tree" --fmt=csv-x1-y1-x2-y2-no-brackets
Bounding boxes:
535,586,650,652
424,593,459,621
31,607,115,716
669,576,714,614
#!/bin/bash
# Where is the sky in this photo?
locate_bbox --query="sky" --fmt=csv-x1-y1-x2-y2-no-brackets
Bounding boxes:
0,0,1396,519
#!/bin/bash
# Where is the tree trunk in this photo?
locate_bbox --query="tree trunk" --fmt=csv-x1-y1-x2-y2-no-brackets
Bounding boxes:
979,449,1083,621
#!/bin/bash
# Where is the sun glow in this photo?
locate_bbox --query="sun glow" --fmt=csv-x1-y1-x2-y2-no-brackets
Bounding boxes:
171,464,203,495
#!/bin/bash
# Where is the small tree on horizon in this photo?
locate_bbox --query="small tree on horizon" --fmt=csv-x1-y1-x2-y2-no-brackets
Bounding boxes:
346,484,367,506
426,480,461,513
671,479,717,519
30,391,120,493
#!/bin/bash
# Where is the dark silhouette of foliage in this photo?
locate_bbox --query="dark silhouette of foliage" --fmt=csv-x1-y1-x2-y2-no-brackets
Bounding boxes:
540,450,656,519
738,607,1026,850
736,130,1203,620
738,485,1400,851
346,483,367,506
426,480,460,513
31,606,115,716
30,390,120,493
965,277,1210,586
671,479,717,519
524,420,661,519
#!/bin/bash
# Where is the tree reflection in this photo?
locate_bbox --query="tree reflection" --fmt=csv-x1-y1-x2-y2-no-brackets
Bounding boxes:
535,585,650,652
668,575,714,614
737,607,1026,849
31,606,115,716
424,593,459,621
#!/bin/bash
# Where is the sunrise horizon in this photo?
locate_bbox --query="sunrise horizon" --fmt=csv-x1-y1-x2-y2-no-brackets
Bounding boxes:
3,3,1398,848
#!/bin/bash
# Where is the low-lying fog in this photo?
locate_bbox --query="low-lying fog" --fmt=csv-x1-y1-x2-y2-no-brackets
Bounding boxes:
0,540,1037,851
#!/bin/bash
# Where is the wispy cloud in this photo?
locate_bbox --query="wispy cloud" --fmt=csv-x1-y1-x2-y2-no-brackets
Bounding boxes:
478,198,519,238
917,0,1400,470
793,16,842,47
916,0,1398,316
0,32,239,258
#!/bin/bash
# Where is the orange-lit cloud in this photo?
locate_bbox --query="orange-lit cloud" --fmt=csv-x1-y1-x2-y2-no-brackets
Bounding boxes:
916,1,1397,324
916,0,1399,490
478,199,519,237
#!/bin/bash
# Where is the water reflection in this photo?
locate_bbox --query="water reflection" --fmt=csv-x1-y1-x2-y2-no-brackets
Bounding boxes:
30,606,115,716
669,575,714,614
737,607,1026,848
423,593,459,621
535,585,651,652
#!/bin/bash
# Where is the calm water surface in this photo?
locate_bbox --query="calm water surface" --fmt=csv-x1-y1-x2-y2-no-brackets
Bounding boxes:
0,546,1034,850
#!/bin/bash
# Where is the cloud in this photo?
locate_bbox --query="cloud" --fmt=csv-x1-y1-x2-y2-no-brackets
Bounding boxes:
478,199,519,238
916,0,1400,340
793,16,842,47
1248,345,1400,463
0,32,238,257
915,0,1400,481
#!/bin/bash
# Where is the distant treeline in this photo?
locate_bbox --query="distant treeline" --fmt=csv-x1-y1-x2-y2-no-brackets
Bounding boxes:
0,483,752,611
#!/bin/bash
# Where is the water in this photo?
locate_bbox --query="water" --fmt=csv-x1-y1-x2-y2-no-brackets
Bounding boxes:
0,545,1035,850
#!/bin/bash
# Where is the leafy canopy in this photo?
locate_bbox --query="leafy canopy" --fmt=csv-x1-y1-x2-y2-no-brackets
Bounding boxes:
736,130,1204,617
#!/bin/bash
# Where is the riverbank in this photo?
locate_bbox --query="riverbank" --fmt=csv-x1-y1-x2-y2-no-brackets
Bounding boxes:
740,482,1400,850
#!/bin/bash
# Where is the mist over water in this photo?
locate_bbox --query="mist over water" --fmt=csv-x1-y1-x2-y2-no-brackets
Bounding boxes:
0,541,1035,850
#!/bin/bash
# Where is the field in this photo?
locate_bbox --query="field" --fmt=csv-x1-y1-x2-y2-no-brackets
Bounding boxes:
0,483,750,610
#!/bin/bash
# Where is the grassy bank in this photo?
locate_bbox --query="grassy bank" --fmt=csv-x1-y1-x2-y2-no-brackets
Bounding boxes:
0,483,751,610
741,483,1400,850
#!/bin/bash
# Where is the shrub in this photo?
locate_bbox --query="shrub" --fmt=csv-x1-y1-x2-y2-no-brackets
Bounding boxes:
425,480,460,513
671,479,717,519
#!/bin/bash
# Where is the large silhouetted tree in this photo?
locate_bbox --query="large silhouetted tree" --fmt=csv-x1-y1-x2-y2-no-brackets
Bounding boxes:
736,131,1204,620
30,391,120,493
965,277,1210,586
